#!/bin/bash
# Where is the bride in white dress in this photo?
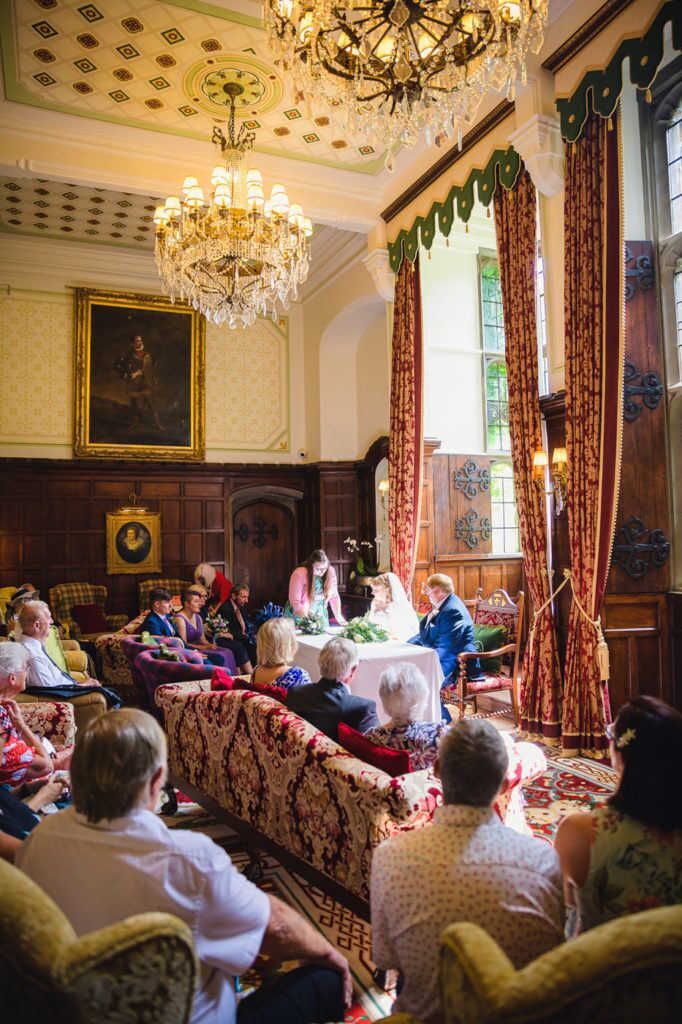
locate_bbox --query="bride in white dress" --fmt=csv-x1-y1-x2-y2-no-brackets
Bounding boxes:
368,572,420,642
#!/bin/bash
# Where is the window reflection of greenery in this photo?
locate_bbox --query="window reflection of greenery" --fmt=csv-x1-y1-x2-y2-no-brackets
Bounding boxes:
491,461,519,554
485,359,510,452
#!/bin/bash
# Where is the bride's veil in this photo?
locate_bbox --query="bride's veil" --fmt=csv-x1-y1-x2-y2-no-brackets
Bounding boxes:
386,572,420,640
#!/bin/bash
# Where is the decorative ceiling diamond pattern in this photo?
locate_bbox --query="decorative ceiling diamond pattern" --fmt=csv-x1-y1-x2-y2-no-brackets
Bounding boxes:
0,175,162,247
8,0,378,168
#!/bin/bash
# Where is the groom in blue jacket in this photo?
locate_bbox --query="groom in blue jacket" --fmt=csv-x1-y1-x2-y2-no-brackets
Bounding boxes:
407,574,479,685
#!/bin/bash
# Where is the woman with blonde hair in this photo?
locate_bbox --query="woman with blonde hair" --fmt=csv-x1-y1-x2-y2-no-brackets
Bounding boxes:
368,572,420,642
251,617,311,693
193,562,232,617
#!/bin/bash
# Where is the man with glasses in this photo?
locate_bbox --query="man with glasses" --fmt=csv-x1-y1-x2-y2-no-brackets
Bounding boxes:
408,575,479,716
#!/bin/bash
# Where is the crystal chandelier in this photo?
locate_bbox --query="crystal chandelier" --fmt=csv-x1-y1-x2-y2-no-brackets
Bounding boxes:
154,82,312,329
264,1,548,163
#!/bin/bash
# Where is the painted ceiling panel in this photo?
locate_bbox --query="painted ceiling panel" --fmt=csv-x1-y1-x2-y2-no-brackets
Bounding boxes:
5,0,381,171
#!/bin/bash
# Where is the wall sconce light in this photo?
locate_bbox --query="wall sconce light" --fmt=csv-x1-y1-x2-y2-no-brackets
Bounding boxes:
378,478,389,510
533,447,568,516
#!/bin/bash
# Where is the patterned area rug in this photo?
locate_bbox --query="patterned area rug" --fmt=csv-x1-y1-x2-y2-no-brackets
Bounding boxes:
166,745,618,1023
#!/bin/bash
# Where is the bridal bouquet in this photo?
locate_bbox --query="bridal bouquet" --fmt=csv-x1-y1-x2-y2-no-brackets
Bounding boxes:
339,615,389,644
295,612,326,635
205,614,231,640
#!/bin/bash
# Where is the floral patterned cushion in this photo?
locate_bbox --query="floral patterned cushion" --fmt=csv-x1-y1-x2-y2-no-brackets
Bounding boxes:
474,607,516,643
465,674,514,694
155,685,547,900
20,701,76,750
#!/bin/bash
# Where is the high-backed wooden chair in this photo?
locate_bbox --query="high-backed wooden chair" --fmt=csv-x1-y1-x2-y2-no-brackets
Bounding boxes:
441,588,524,724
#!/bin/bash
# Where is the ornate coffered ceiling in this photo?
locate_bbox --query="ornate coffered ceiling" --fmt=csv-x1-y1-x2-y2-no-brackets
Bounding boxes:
0,173,162,247
3,0,380,172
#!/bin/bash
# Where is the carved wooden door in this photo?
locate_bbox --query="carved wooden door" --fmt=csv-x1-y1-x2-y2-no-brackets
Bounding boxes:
232,500,295,609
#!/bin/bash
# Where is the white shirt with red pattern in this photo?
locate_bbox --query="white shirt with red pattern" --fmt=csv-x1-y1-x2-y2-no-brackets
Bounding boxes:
371,803,564,1024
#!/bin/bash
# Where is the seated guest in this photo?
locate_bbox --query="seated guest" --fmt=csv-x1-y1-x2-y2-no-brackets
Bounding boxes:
176,590,249,673
286,550,346,628
407,573,479,715
5,585,40,637
1,779,71,861
139,587,178,638
217,583,257,665
286,637,379,742
371,720,564,1024
194,562,232,617
555,695,682,935
364,662,446,770
17,708,351,1024
368,573,420,642
1,644,54,785
17,601,120,709
251,617,311,693
9,586,84,679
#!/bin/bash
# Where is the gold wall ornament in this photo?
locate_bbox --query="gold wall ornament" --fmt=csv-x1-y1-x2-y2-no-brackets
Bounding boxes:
74,288,205,461
106,507,161,575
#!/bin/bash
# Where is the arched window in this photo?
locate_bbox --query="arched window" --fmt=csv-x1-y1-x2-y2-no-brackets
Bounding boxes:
490,461,519,554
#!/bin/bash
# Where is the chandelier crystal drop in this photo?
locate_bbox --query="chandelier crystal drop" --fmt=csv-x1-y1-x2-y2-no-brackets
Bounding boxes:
154,82,312,329
264,1,548,161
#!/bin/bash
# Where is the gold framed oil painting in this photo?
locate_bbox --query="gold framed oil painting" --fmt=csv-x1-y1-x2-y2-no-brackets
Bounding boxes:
75,288,205,460
106,508,161,575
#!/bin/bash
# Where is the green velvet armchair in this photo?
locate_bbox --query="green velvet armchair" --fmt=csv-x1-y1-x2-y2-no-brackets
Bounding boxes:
1,858,197,1023
381,906,682,1024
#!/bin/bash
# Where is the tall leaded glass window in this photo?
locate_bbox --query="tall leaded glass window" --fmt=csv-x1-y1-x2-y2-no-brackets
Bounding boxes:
485,359,510,452
667,100,682,234
490,461,519,554
675,263,682,378
480,259,505,353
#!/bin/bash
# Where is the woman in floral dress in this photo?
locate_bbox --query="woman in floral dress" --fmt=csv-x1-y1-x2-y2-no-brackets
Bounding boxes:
555,695,682,934
285,550,346,628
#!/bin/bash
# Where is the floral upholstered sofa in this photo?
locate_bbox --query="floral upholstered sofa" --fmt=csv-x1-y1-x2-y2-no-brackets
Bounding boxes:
156,683,546,907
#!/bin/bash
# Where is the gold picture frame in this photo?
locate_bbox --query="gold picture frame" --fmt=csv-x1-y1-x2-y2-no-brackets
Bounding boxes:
75,288,205,461
106,510,161,575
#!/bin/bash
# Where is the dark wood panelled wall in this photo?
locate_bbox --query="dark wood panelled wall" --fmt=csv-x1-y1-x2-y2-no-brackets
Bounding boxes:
541,241,677,713
412,439,524,616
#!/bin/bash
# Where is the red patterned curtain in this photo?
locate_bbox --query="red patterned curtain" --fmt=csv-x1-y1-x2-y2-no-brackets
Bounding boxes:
389,255,424,595
494,169,563,742
562,110,624,757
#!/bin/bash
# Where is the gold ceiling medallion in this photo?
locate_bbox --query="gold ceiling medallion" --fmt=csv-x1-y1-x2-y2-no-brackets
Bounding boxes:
264,1,548,168
182,54,283,119
154,83,312,329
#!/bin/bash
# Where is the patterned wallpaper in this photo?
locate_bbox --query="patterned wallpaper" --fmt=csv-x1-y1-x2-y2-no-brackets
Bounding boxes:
0,293,73,448
0,291,291,456
6,0,379,171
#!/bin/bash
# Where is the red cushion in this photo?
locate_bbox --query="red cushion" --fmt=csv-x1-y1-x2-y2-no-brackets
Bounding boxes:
210,667,236,692
72,603,107,634
235,679,288,702
338,723,411,777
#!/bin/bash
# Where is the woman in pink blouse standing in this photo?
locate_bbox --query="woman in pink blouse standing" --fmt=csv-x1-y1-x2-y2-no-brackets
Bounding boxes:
285,549,346,628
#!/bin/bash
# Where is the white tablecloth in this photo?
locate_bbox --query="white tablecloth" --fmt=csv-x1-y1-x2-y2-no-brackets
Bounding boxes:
294,631,444,724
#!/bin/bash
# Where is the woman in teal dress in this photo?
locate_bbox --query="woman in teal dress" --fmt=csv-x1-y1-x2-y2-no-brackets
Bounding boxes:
285,549,346,627
555,695,682,935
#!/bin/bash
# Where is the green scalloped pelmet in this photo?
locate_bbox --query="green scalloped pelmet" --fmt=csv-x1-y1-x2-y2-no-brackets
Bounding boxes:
558,0,682,142
388,146,521,273
388,0,682,273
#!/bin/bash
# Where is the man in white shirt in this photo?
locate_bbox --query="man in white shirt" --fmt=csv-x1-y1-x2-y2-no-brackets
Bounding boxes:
17,600,100,689
17,708,351,1024
371,719,564,1024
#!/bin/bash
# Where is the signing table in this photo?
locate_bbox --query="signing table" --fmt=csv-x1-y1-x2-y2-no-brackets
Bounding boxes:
294,628,444,724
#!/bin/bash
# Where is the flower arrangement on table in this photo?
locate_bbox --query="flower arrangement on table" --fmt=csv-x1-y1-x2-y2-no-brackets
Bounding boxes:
295,612,326,635
344,537,379,577
339,615,389,644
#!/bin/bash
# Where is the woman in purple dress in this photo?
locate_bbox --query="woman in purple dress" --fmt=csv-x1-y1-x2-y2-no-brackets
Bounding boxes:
174,590,249,672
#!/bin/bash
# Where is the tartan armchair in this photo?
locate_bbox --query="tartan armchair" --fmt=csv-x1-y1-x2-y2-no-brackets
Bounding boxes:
137,579,192,614
49,583,127,640
442,588,524,725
